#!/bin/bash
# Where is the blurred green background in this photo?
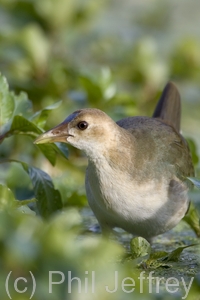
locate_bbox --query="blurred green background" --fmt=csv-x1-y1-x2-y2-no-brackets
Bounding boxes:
0,0,200,299
1,0,200,205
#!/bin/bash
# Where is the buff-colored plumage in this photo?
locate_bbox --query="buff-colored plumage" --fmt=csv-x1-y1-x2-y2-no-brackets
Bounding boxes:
35,82,194,241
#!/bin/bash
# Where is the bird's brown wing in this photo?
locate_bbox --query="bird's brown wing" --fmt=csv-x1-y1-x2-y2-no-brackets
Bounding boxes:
168,134,195,179
117,116,194,183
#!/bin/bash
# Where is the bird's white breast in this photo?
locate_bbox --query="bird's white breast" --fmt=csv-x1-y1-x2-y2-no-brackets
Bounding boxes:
86,154,188,238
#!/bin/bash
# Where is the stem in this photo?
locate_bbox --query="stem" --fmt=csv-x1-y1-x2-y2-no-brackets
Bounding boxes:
0,131,10,144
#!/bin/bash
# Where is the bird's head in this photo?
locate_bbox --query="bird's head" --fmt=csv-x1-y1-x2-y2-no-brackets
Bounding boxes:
34,108,118,157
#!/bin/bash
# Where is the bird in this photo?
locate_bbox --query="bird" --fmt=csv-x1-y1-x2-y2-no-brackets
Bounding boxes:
34,82,195,242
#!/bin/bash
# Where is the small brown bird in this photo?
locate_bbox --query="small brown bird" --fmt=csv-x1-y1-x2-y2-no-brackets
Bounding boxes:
35,82,194,242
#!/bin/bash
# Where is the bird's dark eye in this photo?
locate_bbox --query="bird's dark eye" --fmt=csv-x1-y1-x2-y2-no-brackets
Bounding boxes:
77,121,88,130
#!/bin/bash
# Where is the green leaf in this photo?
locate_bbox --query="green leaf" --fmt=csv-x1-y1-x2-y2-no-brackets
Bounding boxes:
4,160,63,218
14,198,37,208
0,75,31,133
15,199,37,216
144,244,198,268
99,68,116,100
36,144,58,165
65,191,87,207
36,142,69,165
0,184,15,209
130,237,151,259
187,177,200,189
9,115,68,164
145,252,172,269
0,74,15,127
162,244,197,262
0,183,36,214
54,142,69,159
21,162,63,218
149,251,168,260
3,115,68,165
10,115,42,137
13,92,32,117
0,73,67,164
31,100,62,128
80,75,103,104
17,205,36,216
184,202,200,237
0,75,32,139
19,24,50,72
186,138,199,166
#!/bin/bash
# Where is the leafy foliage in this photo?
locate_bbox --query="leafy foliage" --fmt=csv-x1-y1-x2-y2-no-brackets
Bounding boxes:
0,74,65,218
130,237,151,259
186,138,199,166
0,206,132,300
1,75,199,299
0,74,68,164
0,1,200,299
130,237,199,270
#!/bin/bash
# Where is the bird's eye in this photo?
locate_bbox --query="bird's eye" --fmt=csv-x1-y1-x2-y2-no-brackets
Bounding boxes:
77,121,88,130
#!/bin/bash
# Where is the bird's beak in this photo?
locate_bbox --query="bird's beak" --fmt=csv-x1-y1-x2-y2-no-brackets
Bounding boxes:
34,122,71,144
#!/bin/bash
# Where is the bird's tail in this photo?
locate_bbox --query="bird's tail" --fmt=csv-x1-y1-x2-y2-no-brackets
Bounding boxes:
152,82,181,133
